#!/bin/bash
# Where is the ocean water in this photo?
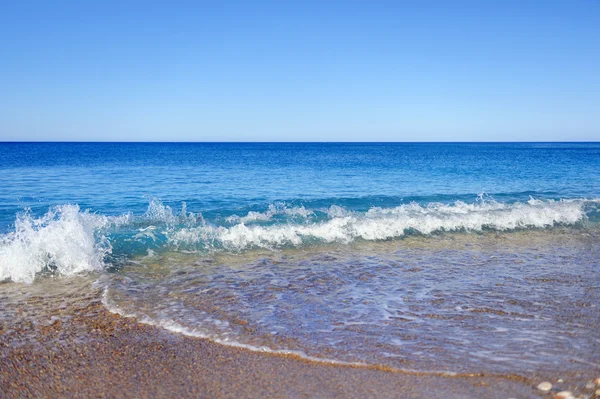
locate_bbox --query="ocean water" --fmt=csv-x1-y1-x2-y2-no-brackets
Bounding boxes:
1,142,599,377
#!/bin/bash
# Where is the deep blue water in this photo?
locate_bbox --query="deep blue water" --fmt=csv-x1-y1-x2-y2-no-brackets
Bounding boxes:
1,142,599,230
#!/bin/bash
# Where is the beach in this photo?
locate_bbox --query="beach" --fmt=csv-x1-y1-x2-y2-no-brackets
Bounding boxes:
1,286,546,399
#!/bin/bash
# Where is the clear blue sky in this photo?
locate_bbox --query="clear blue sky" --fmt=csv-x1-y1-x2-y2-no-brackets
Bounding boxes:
1,0,599,142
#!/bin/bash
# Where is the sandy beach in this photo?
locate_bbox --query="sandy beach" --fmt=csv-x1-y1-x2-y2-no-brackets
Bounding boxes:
0,287,552,399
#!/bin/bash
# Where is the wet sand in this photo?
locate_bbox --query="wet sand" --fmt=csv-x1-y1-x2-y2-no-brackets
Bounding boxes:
0,295,548,399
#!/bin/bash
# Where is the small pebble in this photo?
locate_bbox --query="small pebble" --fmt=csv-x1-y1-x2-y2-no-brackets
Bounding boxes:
595,377,600,386
537,381,553,392
558,379,565,383
556,391,574,399
596,389,600,396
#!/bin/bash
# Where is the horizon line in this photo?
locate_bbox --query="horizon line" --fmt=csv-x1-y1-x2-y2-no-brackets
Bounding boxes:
1,141,599,145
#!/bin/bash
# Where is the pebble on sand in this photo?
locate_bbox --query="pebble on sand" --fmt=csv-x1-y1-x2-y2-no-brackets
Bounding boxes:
555,391,574,399
595,377,600,386
537,381,553,392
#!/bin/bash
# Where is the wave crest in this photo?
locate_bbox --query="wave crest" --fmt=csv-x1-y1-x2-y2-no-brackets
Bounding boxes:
0,205,112,284
169,199,588,251
0,198,593,283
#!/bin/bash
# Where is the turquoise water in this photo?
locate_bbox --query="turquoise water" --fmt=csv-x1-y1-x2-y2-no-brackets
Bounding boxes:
1,142,599,262
1,142,599,377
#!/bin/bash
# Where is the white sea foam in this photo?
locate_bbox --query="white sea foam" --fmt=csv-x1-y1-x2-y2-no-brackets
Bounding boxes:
1,198,592,283
170,199,588,251
225,204,314,224
325,205,351,218
100,287,461,376
0,205,112,284
144,198,201,227
102,287,332,360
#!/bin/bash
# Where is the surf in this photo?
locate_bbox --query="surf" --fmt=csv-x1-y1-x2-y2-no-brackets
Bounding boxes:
0,197,596,283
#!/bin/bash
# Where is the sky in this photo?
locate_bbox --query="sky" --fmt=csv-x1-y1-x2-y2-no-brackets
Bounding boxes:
0,0,599,142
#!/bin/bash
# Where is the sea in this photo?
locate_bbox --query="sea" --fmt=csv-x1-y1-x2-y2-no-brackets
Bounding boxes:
1,142,599,378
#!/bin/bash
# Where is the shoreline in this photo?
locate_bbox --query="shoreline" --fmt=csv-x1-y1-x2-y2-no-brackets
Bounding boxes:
0,294,546,399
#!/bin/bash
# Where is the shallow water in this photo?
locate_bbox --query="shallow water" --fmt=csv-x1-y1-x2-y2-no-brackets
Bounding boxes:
101,229,600,375
0,274,100,349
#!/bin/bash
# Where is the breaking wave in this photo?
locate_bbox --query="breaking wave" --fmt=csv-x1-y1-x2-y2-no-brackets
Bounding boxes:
170,198,590,250
0,197,596,283
0,205,115,283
